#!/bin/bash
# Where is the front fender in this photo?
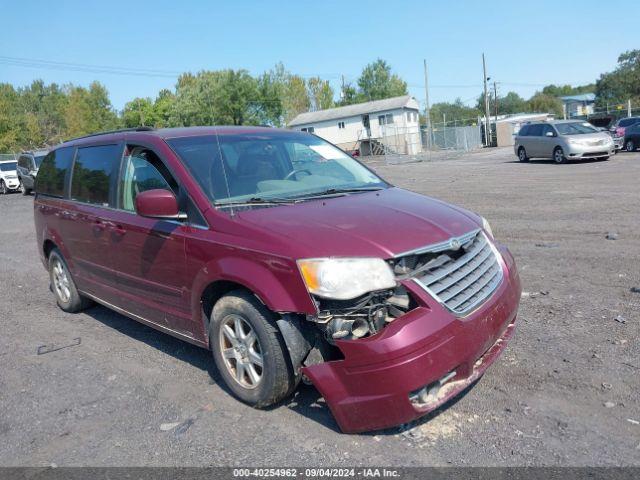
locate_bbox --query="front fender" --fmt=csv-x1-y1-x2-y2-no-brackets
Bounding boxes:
190,253,317,326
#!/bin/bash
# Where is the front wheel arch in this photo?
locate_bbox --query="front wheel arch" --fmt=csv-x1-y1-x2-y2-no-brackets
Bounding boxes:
553,146,567,163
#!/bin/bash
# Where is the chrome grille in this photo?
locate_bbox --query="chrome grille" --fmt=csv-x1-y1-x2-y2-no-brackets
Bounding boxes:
406,230,503,315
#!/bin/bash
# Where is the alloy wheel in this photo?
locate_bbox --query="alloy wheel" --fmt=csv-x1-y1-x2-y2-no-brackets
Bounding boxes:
518,148,526,161
52,258,71,303
554,149,565,163
627,140,635,152
218,314,264,389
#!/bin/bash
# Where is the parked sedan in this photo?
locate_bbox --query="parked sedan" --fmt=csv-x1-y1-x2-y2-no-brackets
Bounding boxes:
0,160,20,193
515,120,615,164
623,123,640,151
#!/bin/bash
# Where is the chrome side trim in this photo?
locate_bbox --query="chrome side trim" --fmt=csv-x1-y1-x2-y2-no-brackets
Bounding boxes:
394,229,481,258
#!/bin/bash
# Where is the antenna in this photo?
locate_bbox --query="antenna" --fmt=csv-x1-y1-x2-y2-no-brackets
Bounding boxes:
212,127,234,217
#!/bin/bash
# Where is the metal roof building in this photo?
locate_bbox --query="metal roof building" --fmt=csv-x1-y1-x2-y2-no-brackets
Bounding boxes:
287,96,422,155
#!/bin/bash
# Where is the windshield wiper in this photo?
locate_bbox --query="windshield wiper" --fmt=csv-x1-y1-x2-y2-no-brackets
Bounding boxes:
215,196,297,208
293,186,384,200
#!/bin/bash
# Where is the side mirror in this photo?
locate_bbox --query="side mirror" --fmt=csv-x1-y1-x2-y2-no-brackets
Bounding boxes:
545,131,555,137
135,189,185,219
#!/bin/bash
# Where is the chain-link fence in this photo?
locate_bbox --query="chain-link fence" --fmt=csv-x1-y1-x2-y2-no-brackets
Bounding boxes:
425,122,483,152
369,121,483,165
0,153,17,162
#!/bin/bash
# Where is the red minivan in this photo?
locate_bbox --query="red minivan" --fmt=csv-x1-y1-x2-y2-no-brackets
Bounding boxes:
34,126,521,433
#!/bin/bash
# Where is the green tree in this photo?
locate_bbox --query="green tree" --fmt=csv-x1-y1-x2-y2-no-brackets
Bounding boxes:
123,97,157,127
499,92,528,114
0,84,24,151
257,65,286,126
542,84,595,97
595,50,640,107
283,75,310,124
429,98,480,125
338,82,358,106
63,82,119,139
528,93,563,117
356,59,408,102
307,77,334,111
153,89,176,127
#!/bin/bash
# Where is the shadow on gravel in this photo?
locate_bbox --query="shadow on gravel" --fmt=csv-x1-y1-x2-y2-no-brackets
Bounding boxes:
504,157,612,165
81,304,341,430
82,303,224,385
80,303,481,435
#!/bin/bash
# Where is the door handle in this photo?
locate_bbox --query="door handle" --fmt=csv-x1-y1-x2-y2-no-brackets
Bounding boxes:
112,225,127,237
92,220,105,232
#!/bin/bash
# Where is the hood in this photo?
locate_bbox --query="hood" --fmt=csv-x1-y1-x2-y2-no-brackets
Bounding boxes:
565,132,612,143
236,187,481,258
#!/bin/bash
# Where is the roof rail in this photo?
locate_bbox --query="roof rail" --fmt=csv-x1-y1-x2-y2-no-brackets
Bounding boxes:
65,126,155,143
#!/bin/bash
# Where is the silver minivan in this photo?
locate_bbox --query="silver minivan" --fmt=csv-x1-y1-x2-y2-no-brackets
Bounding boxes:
515,120,615,164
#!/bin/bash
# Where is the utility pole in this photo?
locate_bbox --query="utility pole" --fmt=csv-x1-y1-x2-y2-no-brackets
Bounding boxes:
340,75,345,102
628,99,632,118
493,81,499,122
423,59,432,151
482,53,492,147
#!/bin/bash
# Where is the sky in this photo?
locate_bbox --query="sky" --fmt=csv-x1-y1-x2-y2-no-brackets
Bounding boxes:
1,0,639,111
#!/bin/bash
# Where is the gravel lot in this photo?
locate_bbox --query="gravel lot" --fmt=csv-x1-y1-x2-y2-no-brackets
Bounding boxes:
1,147,639,466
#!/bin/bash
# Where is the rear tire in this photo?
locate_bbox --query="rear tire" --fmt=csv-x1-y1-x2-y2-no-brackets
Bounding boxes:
48,248,93,313
517,147,529,162
210,290,296,408
625,139,636,152
553,147,567,164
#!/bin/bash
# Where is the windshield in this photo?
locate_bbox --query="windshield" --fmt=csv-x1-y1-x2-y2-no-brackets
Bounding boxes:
167,132,387,205
34,155,46,168
0,162,17,172
555,122,598,135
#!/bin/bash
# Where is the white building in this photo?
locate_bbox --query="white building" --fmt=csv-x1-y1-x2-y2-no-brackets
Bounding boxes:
288,95,422,155
560,93,596,118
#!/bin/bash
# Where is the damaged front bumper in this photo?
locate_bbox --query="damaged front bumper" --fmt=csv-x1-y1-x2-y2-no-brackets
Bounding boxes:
302,244,521,433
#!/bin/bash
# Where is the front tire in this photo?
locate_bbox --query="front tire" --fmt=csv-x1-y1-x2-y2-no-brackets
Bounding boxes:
0,180,6,195
517,147,529,162
210,290,296,408
19,180,31,195
553,147,567,164
625,139,636,152
48,248,93,313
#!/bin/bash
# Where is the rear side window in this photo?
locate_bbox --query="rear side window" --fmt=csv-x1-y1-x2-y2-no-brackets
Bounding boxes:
528,124,543,136
36,147,75,197
619,118,639,128
71,144,120,206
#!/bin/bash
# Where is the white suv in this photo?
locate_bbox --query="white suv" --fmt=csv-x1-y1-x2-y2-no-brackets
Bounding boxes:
0,160,20,194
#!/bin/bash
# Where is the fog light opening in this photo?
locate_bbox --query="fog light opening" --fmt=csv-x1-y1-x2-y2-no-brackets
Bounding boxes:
409,370,457,407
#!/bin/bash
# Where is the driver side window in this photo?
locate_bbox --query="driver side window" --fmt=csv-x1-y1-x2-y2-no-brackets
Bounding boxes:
120,148,176,212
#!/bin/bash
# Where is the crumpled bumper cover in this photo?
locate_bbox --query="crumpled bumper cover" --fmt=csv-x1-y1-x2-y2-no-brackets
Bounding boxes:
302,245,521,433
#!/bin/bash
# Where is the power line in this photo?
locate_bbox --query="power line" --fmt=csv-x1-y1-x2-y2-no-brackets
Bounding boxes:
0,56,180,78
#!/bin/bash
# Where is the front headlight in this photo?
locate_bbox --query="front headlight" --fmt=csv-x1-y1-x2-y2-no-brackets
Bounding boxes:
481,216,494,238
297,258,396,300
